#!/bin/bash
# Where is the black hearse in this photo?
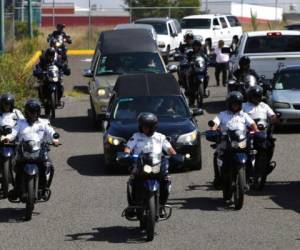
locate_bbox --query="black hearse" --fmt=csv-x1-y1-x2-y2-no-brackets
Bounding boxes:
103,73,203,172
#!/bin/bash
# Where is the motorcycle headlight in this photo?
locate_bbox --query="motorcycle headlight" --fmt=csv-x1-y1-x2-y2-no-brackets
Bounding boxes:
177,130,198,145
273,102,290,109
107,134,125,146
143,164,152,174
231,140,247,149
152,164,161,174
97,88,106,97
196,57,205,69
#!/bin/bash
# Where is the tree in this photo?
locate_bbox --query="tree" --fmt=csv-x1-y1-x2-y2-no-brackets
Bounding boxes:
123,0,200,20
172,0,201,19
124,0,170,20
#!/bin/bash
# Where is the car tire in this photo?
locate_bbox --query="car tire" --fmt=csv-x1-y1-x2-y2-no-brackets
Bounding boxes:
90,96,104,131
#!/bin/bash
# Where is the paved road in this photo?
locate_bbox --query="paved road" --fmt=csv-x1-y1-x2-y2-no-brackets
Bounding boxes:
1,56,300,250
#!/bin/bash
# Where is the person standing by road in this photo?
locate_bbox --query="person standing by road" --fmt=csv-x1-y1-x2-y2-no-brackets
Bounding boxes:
214,40,229,86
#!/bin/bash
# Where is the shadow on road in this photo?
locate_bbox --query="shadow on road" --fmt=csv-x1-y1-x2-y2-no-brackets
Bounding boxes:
169,197,227,211
274,125,300,134
65,226,146,243
67,154,127,176
73,85,89,94
248,181,300,214
0,208,39,223
203,99,225,115
52,115,96,133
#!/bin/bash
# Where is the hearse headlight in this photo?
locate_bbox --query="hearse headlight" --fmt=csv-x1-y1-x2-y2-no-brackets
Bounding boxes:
107,134,125,146
177,130,197,144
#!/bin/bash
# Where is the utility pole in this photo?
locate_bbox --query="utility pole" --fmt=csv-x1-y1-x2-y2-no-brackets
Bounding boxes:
28,0,33,38
0,0,4,53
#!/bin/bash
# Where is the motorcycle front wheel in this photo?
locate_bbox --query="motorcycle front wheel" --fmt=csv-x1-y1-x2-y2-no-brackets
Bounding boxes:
50,91,57,119
25,175,35,221
1,159,11,198
233,166,246,210
146,193,156,241
197,82,204,108
253,153,268,191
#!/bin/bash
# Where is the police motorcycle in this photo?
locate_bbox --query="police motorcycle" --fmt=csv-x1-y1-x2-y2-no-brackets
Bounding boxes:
47,33,71,63
186,51,209,108
247,119,276,191
206,120,248,210
36,64,64,119
176,47,193,90
0,126,15,198
117,152,184,241
227,74,258,97
8,133,60,221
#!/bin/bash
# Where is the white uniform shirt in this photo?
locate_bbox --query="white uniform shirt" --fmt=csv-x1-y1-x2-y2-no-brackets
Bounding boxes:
126,132,172,155
0,109,24,127
8,118,56,143
214,46,229,63
243,102,275,120
213,110,255,132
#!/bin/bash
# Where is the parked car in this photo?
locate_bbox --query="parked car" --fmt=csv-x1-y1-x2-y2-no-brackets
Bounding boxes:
114,23,157,41
266,65,300,125
229,30,300,81
103,73,203,172
285,23,300,30
135,18,182,64
83,29,177,130
181,14,242,50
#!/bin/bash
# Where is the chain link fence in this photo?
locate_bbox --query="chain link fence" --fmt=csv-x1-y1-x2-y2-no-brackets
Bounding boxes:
3,1,300,51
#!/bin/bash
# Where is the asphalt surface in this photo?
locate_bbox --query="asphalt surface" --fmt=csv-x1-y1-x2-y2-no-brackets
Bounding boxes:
1,56,300,250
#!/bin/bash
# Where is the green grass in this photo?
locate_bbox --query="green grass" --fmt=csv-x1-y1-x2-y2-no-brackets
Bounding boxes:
0,39,38,109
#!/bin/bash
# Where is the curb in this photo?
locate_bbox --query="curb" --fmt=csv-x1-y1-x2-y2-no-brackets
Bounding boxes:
25,49,95,69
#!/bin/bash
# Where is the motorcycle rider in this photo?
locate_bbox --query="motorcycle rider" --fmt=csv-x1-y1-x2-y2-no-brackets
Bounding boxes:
7,99,60,201
186,39,209,105
177,32,194,88
0,93,24,196
232,56,259,82
33,47,70,107
210,91,258,188
243,86,278,174
48,24,72,44
124,112,177,217
0,93,24,127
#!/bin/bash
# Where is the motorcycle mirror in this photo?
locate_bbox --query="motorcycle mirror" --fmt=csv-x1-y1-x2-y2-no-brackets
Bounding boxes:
3,127,12,135
53,133,60,139
276,112,282,119
208,120,215,127
167,64,178,73
192,108,203,116
228,79,236,85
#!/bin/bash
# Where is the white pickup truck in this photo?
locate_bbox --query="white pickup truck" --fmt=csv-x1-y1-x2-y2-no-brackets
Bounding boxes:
230,30,300,80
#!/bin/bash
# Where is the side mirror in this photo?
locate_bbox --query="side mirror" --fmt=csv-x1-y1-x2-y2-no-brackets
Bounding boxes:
208,120,215,127
213,25,221,30
53,133,60,139
168,64,178,73
83,69,93,78
192,108,203,116
171,33,178,37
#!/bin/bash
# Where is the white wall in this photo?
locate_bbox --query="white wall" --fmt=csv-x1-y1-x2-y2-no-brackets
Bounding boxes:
231,2,283,21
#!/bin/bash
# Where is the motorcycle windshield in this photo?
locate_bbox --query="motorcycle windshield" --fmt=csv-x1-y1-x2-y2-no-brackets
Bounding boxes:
227,128,247,142
142,153,162,166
